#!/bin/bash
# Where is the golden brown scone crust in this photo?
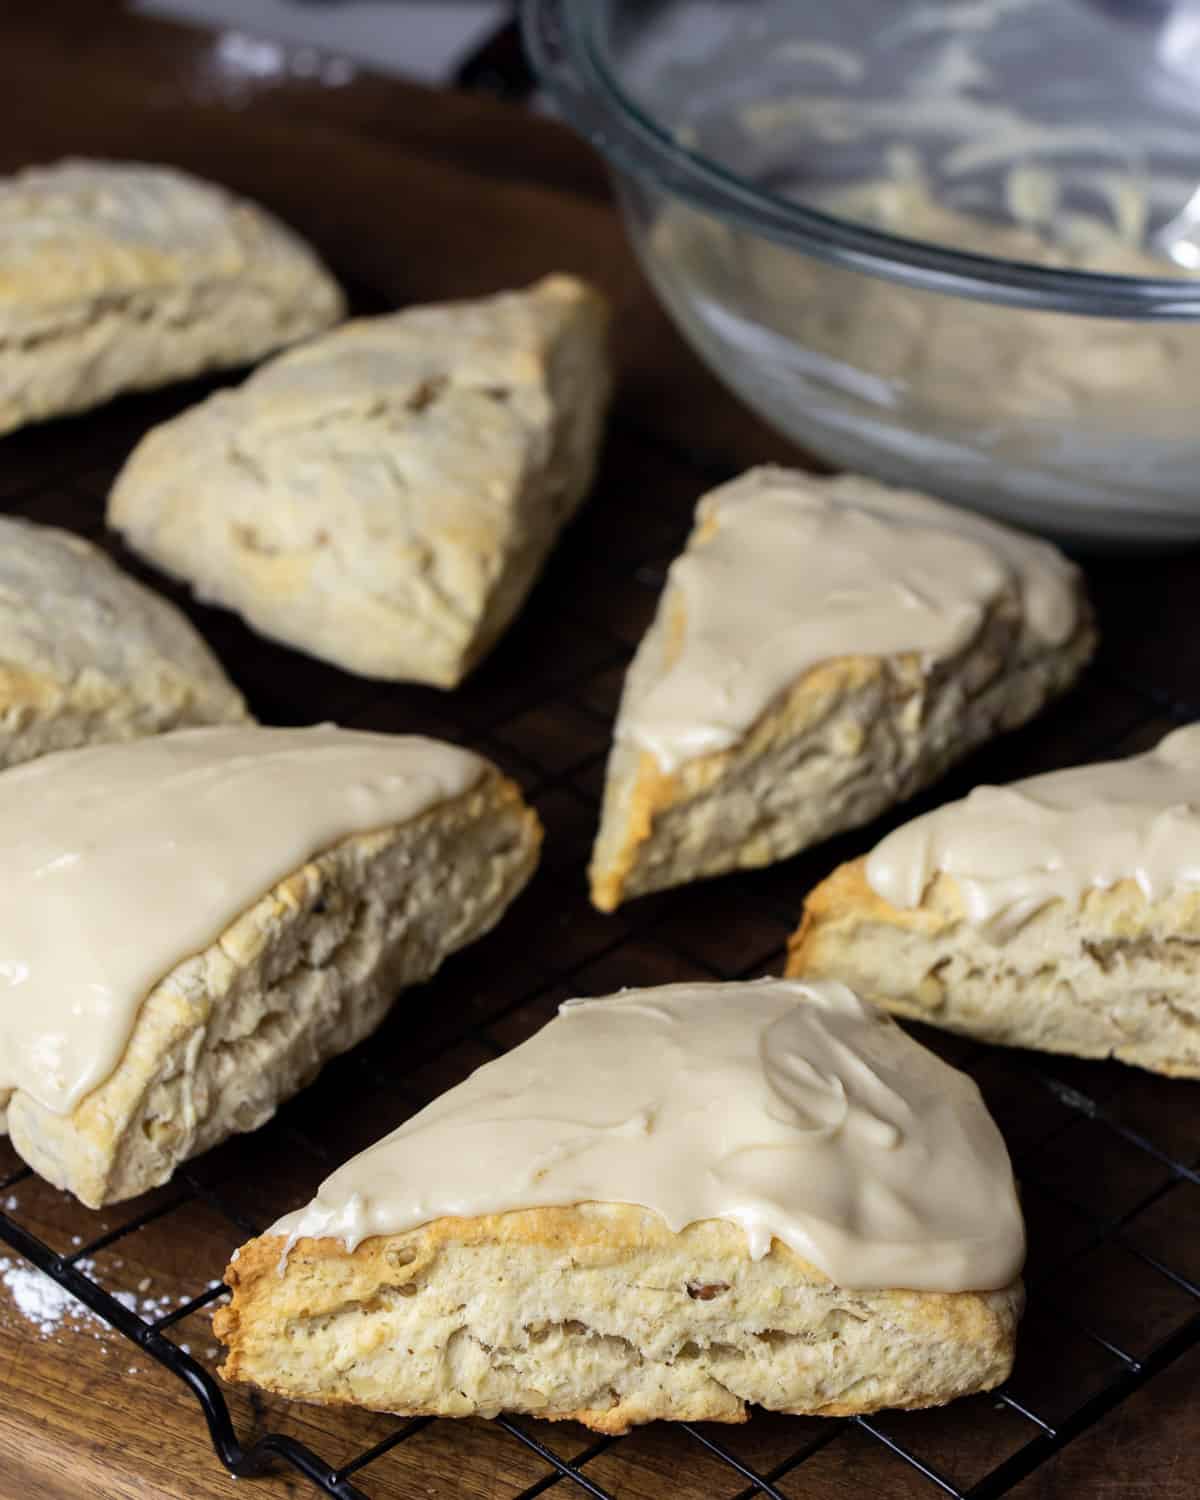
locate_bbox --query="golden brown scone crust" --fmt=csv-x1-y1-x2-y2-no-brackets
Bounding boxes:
0,516,249,769
590,583,1096,911
215,1205,1021,1432
0,158,343,434
108,275,611,687
4,772,540,1207
789,858,1200,1077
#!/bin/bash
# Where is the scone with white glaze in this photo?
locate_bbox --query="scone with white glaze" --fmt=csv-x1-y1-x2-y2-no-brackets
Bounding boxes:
0,726,540,1207
108,276,611,687
215,978,1024,1432
0,159,343,435
589,467,1095,910
789,725,1200,1077
0,516,249,767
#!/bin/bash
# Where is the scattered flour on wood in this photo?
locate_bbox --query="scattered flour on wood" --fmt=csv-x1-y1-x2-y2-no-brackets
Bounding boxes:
0,1256,210,1341
0,1258,83,1335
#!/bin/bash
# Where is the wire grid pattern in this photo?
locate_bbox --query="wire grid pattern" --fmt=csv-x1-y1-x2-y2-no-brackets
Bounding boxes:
0,378,1197,1498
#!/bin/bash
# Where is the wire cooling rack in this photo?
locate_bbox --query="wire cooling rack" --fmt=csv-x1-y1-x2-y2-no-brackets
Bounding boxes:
1,325,1199,1495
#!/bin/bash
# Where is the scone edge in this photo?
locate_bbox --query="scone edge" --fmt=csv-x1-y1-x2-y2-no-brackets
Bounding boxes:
788,858,1200,1078
214,1206,1023,1434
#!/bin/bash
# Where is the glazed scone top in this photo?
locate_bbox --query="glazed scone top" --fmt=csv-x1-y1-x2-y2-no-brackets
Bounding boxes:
618,467,1083,772
272,977,1025,1293
867,725,1200,937
0,726,486,1115
0,158,343,338
0,517,246,720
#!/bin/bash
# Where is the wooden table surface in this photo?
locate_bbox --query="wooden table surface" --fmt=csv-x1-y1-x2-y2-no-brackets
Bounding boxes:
0,4,1198,1498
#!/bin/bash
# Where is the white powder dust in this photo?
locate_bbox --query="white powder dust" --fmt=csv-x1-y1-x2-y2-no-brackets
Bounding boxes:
0,1255,214,1345
1,1261,80,1336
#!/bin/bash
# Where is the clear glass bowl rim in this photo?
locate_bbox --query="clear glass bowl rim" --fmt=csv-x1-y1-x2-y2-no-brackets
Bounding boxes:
522,0,1200,321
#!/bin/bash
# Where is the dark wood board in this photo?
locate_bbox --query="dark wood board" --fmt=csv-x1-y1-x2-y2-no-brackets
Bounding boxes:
0,5,1196,1498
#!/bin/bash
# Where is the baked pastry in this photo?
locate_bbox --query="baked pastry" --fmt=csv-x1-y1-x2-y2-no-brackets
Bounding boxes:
215,977,1024,1432
789,725,1200,1077
0,158,343,435
0,725,540,1207
107,275,611,687
0,516,249,768
589,467,1095,910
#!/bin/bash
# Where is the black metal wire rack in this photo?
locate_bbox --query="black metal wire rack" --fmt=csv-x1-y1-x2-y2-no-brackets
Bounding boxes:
0,384,1197,1497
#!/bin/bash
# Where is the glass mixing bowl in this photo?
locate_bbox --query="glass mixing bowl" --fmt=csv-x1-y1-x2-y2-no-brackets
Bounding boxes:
523,0,1200,547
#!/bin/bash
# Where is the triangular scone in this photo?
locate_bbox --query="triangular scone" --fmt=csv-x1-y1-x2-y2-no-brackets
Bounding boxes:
0,159,343,435
0,727,540,1207
590,467,1095,910
108,276,611,687
215,978,1024,1432
789,725,1200,1078
0,516,249,768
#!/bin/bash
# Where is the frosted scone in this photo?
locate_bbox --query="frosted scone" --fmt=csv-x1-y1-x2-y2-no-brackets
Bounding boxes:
215,978,1025,1432
0,726,540,1207
0,516,249,767
0,159,343,435
589,467,1095,910
108,276,611,687
789,725,1200,1077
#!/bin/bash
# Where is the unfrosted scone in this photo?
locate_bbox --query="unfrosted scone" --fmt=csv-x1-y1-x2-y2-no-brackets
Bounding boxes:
0,515,249,767
0,159,344,435
590,467,1095,910
0,726,540,1207
789,725,1200,1077
215,978,1024,1432
107,276,611,687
